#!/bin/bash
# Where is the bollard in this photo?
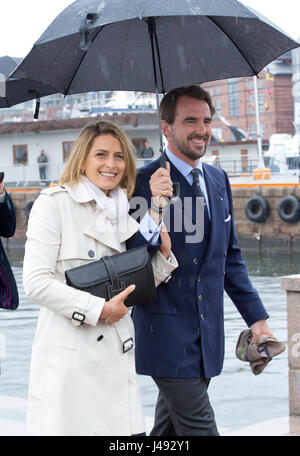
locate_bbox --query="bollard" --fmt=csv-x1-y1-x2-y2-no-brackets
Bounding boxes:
280,274,300,435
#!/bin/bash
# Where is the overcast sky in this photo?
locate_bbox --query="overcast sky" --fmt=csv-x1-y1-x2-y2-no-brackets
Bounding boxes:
0,0,299,57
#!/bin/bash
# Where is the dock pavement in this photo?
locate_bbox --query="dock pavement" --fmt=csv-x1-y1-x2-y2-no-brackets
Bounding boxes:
0,395,298,436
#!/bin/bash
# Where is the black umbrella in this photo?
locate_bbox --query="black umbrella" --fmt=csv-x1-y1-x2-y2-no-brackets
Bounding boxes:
0,55,58,116
8,0,300,200
10,0,299,145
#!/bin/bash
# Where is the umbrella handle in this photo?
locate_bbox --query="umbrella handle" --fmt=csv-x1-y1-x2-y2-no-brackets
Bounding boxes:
34,98,40,120
27,89,41,119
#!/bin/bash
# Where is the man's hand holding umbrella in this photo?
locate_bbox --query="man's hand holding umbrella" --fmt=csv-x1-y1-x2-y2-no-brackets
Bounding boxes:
149,162,173,224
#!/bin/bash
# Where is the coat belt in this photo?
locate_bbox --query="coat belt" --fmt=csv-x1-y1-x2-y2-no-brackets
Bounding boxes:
112,320,134,354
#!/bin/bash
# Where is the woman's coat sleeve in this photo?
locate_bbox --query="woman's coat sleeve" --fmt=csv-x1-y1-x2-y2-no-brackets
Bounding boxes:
23,194,104,326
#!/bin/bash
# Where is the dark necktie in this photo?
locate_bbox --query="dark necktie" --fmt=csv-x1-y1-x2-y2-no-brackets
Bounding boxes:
191,168,206,203
190,168,210,246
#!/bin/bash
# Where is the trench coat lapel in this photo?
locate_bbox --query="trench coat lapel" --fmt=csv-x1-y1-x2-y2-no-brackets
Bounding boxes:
66,182,139,252
83,211,140,252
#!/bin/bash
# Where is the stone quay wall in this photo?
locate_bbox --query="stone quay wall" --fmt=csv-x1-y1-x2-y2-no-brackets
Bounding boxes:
281,274,300,435
7,189,39,240
232,185,300,252
4,185,300,252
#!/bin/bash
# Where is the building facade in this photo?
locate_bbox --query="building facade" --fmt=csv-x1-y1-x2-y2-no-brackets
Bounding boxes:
202,53,295,143
0,113,262,184
0,114,162,183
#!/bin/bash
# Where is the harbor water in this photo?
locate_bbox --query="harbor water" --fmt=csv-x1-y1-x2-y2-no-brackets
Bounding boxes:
0,243,299,432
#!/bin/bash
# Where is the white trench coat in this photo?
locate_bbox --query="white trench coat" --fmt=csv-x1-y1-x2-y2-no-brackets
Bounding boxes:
23,183,177,436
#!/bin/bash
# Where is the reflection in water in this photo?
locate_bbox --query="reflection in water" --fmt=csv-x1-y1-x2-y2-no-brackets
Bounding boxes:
244,251,300,277
0,243,298,431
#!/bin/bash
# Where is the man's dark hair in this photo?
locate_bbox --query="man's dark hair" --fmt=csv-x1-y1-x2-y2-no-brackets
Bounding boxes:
160,85,215,125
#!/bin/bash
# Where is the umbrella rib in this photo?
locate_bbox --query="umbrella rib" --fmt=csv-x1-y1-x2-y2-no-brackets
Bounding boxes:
154,28,165,93
207,16,257,75
63,26,105,95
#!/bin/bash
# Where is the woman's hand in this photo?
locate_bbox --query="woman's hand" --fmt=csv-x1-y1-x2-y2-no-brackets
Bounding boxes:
159,223,171,259
100,284,135,324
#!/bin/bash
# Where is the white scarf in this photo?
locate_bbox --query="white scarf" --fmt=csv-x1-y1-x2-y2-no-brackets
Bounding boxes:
82,176,129,224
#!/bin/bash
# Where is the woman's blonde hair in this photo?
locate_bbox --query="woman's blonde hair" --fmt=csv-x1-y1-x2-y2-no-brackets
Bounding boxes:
59,121,136,197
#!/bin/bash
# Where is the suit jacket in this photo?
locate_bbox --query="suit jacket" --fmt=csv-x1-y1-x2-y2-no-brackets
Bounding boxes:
127,158,269,379
0,190,18,310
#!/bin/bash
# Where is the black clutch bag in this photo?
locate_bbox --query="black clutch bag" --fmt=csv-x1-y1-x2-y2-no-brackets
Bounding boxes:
65,246,157,307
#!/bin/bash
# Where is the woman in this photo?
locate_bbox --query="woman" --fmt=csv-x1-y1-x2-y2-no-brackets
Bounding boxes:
0,175,19,310
23,121,177,436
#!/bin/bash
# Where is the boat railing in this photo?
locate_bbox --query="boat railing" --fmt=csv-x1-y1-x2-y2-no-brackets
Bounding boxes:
1,158,151,188
1,156,299,188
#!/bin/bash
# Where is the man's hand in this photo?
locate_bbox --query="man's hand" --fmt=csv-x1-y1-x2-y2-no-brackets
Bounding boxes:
250,319,273,344
150,162,173,204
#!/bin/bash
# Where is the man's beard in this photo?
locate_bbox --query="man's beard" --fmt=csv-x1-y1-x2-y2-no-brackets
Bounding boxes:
171,130,209,161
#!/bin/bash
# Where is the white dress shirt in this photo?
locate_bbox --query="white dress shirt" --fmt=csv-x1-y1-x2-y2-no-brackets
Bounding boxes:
165,148,211,218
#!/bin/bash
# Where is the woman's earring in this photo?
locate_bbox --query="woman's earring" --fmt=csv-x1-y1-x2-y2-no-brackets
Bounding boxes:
81,169,85,174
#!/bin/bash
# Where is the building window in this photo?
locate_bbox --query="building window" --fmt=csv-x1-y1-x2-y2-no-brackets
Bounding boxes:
257,79,264,89
62,141,74,162
287,157,300,169
216,99,222,118
249,94,255,114
241,149,248,172
131,138,146,158
258,92,264,113
249,124,256,140
228,79,239,117
211,150,220,167
13,145,28,165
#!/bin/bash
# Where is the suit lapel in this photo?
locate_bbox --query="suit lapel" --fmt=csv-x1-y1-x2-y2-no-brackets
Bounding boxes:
202,164,226,263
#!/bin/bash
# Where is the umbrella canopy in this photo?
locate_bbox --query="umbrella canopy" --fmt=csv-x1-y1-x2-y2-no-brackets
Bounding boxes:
0,56,23,77
10,0,299,97
0,55,58,109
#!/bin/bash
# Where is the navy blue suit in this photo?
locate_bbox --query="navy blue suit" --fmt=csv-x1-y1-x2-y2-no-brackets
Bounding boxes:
0,191,19,310
128,158,268,379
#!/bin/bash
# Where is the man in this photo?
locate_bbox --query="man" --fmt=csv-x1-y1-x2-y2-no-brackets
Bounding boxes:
0,173,19,310
141,140,154,165
128,85,272,436
37,149,48,180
